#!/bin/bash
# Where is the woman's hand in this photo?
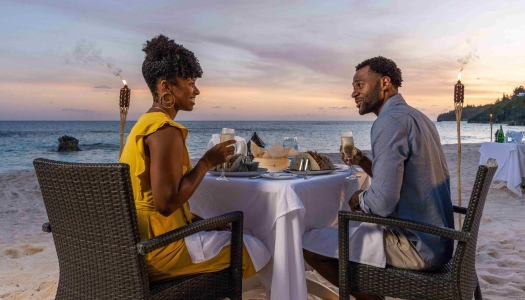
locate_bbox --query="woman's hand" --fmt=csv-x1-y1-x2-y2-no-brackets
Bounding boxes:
202,140,236,168
340,146,363,166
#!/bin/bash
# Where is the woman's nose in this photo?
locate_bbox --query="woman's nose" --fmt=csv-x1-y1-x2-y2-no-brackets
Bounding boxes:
194,86,200,95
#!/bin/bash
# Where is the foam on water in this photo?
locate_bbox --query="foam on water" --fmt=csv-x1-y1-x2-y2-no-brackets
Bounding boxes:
1,120,524,174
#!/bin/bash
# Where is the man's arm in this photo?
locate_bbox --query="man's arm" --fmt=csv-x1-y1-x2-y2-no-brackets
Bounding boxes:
360,117,409,217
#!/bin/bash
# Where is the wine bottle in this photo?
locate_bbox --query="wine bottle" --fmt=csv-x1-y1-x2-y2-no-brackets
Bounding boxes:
497,125,505,143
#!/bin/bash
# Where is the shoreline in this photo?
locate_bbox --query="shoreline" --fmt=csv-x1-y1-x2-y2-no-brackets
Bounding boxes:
1,143,524,299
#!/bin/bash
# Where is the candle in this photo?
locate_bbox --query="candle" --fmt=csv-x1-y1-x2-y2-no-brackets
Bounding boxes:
119,80,131,158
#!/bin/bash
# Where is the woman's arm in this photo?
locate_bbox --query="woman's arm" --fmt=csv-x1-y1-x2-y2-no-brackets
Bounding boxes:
146,125,235,216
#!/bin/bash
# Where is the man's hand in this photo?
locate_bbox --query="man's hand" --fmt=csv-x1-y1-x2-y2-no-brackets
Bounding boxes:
349,189,365,212
340,146,363,166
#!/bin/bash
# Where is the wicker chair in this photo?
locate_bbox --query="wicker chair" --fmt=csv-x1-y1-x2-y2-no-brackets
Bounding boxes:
338,162,497,300
34,158,243,300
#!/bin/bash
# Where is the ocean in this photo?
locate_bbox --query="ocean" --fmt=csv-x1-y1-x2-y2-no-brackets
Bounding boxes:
1,120,524,174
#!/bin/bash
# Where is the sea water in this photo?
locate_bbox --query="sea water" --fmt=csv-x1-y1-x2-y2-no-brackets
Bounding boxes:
1,121,524,174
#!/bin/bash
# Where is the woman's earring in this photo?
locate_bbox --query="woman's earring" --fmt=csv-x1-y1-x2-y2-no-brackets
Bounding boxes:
159,92,175,109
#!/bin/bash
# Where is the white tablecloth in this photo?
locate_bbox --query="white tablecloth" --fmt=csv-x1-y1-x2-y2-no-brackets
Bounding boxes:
479,142,525,196
188,169,370,300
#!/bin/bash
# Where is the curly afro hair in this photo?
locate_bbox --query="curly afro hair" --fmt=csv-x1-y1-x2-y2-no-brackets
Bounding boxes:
356,56,403,88
142,34,203,102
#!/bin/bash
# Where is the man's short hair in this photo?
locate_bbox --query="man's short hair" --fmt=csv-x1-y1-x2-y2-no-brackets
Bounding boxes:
356,56,403,88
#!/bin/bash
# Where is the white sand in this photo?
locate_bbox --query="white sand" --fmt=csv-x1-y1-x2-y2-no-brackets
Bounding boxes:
1,143,524,299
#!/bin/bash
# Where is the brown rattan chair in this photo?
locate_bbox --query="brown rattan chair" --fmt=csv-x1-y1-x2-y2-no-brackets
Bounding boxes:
34,158,243,299
338,161,497,300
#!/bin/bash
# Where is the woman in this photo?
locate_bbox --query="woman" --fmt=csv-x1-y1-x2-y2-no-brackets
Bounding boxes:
120,34,270,282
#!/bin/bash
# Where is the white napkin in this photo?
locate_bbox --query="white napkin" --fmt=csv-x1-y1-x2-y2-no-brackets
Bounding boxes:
302,221,386,268
206,134,247,155
262,143,300,158
250,142,265,158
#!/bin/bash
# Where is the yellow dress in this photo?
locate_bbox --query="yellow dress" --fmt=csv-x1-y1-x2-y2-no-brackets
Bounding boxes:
120,112,256,282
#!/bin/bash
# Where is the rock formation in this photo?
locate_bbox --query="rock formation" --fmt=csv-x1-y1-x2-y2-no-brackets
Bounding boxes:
58,135,80,152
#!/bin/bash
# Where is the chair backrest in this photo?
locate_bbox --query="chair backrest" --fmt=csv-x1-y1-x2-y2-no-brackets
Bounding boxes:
452,162,497,298
33,158,150,299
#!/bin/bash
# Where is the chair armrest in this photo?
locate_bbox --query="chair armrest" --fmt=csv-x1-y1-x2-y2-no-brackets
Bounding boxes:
338,211,470,242
42,222,51,233
136,211,243,255
453,205,467,215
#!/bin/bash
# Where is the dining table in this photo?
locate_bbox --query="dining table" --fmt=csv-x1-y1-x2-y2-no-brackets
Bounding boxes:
478,142,525,196
188,166,370,300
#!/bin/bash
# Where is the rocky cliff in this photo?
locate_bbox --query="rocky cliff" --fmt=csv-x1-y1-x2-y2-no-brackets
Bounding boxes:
437,85,525,125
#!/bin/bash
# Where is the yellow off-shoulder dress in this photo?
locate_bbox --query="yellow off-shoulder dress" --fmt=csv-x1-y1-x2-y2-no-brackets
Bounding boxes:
120,112,256,282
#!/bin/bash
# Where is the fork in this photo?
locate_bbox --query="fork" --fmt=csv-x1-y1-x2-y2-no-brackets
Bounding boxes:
304,159,310,180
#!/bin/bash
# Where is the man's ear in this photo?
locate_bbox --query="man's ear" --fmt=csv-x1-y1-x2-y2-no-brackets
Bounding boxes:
381,76,391,90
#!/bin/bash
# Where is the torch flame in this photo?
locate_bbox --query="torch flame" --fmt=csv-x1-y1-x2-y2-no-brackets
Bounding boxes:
122,79,127,86
457,73,461,82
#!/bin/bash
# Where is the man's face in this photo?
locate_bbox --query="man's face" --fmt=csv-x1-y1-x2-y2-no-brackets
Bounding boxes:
351,66,383,115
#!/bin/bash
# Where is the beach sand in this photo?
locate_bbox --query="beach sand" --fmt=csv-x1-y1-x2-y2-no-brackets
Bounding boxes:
1,143,524,299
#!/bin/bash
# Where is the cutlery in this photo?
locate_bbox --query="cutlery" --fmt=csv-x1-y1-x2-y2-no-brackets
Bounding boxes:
304,159,310,180
249,175,262,180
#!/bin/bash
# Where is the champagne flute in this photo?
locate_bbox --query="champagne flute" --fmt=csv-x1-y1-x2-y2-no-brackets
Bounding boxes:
341,131,358,180
216,128,236,181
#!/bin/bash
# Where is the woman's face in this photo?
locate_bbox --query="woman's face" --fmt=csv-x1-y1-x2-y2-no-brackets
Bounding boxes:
171,77,200,111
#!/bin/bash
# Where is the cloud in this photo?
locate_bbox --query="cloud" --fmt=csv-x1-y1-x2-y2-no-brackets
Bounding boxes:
231,107,236,109
328,106,349,110
212,106,221,108
93,85,111,89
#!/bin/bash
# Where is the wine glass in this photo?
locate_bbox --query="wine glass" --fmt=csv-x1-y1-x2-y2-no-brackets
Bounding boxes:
283,137,298,150
341,131,358,180
216,128,236,181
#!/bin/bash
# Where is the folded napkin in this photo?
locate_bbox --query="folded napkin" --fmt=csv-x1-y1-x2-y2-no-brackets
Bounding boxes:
206,134,247,155
302,221,386,268
260,142,300,158
506,130,523,143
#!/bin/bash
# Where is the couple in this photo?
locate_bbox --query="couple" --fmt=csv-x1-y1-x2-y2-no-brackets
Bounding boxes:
121,34,453,300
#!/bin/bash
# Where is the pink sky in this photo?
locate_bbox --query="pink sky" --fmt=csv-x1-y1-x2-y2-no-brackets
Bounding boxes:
0,0,524,121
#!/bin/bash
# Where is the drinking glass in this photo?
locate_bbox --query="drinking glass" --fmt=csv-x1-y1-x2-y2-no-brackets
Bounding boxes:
283,137,299,150
216,128,236,181
341,131,358,180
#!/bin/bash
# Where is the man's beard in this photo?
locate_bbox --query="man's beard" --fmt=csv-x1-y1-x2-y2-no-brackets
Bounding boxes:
359,82,383,115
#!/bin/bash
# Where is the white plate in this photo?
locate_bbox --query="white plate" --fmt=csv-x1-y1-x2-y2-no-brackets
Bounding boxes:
207,168,268,177
289,169,335,176
261,173,298,180
334,164,350,171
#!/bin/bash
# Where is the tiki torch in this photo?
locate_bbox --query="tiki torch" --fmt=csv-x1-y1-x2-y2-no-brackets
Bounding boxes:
490,114,493,142
119,80,130,158
454,73,464,228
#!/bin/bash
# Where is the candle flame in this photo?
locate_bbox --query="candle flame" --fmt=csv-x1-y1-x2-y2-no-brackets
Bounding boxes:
122,79,127,86
457,73,461,81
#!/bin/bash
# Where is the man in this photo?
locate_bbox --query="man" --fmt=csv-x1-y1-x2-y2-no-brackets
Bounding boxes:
303,56,454,300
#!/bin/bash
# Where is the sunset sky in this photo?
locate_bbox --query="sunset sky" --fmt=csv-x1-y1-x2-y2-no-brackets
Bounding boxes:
1,0,524,121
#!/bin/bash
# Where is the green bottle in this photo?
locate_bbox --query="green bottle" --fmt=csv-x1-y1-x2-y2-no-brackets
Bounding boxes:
497,125,505,143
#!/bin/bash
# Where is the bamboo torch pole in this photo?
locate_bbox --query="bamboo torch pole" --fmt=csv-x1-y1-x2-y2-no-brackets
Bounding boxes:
119,80,130,159
454,73,465,228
